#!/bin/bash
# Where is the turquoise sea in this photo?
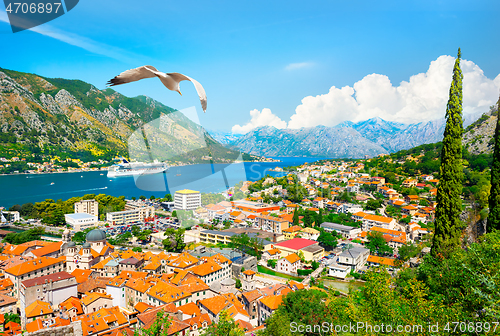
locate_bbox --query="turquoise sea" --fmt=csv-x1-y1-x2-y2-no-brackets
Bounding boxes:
0,157,330,208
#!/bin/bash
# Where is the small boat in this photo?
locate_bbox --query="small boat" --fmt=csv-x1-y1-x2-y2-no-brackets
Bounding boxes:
50,182,55,185
176,174,181,176
100,173,104,175
80,176,83,178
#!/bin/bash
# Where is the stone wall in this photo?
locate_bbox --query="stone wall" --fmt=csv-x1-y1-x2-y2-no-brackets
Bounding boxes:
24,321,83,336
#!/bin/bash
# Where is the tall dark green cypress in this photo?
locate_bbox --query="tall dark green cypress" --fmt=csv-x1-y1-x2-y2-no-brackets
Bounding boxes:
431,48,464,259
292,209,299,226
487,96,500,231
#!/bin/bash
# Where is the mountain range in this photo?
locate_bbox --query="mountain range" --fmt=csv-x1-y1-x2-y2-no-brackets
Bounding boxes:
0,68,251,164
224,113,484,158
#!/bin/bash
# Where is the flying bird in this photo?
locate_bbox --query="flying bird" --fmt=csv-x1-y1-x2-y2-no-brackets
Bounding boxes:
107,65,207,112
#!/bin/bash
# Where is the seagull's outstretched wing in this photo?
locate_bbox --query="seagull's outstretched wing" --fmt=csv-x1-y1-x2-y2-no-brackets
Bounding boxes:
168,73,207,113
107,66,160,86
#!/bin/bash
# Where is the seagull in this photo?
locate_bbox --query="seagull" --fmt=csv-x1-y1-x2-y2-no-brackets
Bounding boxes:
107,65,207,112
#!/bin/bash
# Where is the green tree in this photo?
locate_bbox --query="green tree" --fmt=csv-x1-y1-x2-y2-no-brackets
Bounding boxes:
267,259,277,269
230,233,264,258
488,96,500,231
432,48,464,259
3,228,45,244
366,231,393,256
133,310,172,336
201,310,244,336
162,228,186,251
292,209,299,226
72,227,95,243
164,193,173,202
317,228,338,249
398,243,421,263
4,313,20,325
365,199,383,211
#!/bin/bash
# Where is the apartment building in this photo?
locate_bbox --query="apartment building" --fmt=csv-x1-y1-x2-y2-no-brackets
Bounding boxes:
4,256,67,298
174,189,202,210
106,205,154,225
255,215,289,234
74,199,99,217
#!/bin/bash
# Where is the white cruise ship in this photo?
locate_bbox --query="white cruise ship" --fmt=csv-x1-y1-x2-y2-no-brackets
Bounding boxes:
107,159,168,177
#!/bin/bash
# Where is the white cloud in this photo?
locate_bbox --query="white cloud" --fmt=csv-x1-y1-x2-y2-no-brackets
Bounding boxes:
232,108,287,134
285,62,313,71
0,10,142,64
287,55,500,128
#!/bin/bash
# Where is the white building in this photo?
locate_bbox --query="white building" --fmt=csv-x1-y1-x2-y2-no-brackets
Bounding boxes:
337,246,370,272
74,199,99,217
276,253,301,274
20,271,77,326
327,263,351,279
1,211,20,222
174,189,202,210
320,222,361,239
106,206,154,226
65,213,98,231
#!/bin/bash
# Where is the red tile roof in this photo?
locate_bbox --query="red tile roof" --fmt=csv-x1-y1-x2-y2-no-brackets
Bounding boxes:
274,238,317,251
22,271,74,288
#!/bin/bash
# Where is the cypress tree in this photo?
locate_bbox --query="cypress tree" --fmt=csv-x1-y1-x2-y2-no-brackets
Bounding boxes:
431,48,464,259
292,209,299,226
487,96,500,231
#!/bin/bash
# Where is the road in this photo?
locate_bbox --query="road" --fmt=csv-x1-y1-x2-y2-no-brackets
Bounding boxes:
302,264,325,285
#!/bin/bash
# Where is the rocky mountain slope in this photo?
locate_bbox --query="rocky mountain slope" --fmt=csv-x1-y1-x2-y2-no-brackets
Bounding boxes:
0,68,245,163
463,103,499,154
229,113,483,158
230,126,389,158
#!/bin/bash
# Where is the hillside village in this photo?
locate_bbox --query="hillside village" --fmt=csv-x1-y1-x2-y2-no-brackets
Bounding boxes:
0,153,445,336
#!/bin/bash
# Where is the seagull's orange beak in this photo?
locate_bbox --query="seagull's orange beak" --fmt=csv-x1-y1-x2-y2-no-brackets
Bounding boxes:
177,90,182,96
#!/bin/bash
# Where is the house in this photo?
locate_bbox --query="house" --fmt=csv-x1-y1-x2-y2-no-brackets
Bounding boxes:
327,263,351,279
59,296,84,319
405,195,420,203
367,255,396,269
282,225,302,240
4,256,66,298
402,179,417,188
352,212,396,231
184,313,211,336
81,292,113,314
119,257,144,272
320,222,361,239
255,215,289,234
402,205,419,216
189,261,224,286
20,271,78,324
367,227,407,252
198,293,249,324
270,238,324,261
300,227,320,241
24,300,54,324
337,246,369,272
240,289,264,320
262,248,281,261
258,294,283,324
276,253,301,274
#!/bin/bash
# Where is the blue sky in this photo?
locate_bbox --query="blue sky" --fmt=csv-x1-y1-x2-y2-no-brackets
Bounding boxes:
1,0,500,133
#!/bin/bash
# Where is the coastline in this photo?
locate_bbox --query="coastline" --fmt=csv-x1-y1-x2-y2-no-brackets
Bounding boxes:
0,159,283,176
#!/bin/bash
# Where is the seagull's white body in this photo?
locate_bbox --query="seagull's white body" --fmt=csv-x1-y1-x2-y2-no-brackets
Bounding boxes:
107,65,207,112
